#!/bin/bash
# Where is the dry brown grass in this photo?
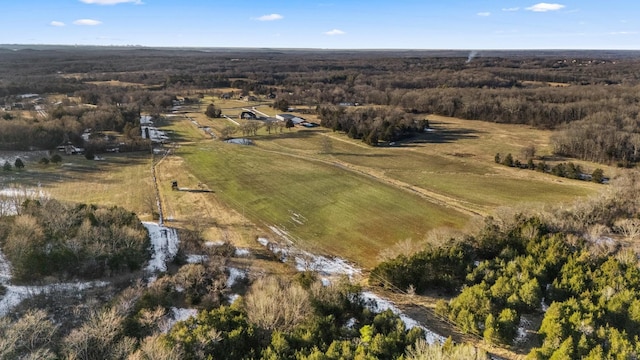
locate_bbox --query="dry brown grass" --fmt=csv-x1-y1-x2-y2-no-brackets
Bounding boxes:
42,153,156,219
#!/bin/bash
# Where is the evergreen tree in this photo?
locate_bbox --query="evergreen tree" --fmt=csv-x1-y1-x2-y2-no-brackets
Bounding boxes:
549,336,574,360
13,158,24,169
591,168,604,183
483,314,498,344
205,103,221,118
502,153,514,167
527,158,535,170
50,154,62,164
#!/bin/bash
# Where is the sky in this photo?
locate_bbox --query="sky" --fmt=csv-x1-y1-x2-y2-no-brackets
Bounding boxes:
1,0,639,49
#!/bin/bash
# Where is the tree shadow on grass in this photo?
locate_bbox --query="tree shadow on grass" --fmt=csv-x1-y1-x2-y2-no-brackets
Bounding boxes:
252,129,318,141
392,123,483,147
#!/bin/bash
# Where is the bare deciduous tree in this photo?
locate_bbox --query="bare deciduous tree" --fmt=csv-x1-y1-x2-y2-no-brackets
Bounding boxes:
244,276,311,331
0,310,57,359
405,338,487,360
128,334,184,360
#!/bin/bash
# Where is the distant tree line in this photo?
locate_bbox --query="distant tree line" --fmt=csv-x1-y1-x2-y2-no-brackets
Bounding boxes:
3,48,640,162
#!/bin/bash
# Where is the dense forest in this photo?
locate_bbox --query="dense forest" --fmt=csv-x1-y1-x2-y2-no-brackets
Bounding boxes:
371,173,640,359
2,47,640,163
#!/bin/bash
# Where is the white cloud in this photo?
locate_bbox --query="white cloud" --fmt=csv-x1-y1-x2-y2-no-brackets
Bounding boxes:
50,21,65,27
502,7,520,12
255,13,283,21
324,29,345,36
609,31,638,35
73,19,102,26
79,0,142,4
526,3,565,12
477,12,491,17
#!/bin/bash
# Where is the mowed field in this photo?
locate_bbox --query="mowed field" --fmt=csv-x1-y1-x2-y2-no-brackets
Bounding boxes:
157,99,602,267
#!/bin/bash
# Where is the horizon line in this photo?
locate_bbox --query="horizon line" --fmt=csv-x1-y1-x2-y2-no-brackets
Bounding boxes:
1,43,640,52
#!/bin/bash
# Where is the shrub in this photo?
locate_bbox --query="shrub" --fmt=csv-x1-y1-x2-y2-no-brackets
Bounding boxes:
50,154,62,164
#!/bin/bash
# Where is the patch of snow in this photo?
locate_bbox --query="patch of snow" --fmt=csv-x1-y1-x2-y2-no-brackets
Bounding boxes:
591,236,616,246
186,255,208,264
321,278,331,286
234,248,251,257
143,222,179,274
204,241,225,247
0,187,48,198
362,291,446,345
0,281,108,317
226,267,246,288
290,212,306,225
256,237,361,278
268,226,294,244
257,237,269,247
295,253,361,277
345,317,357,329
0,251,11,284
0,187,50,216
227,293,240,304
514,316,533,344
0,150,50,165
541,297,549,312
161,307,198,333
140,115,154,125
225,138,253,145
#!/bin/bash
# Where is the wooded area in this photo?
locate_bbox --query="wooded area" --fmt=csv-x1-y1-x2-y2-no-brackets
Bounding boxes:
372,173,640,359
2,48,640,163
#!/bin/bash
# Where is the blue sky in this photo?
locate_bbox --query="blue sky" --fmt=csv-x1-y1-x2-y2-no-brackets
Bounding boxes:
2,0,639,49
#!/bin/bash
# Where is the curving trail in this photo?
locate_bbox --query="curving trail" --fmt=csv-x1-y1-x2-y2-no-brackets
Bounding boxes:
257,145,486,218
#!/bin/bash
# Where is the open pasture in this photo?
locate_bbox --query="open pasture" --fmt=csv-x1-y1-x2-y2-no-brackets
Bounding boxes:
165,105,601,267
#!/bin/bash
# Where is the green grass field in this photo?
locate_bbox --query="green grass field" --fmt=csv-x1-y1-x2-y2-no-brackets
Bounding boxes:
179,139,468,267
165,102,604,268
